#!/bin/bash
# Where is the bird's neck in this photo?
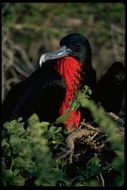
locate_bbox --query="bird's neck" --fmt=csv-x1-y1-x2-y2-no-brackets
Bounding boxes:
56,56,82,130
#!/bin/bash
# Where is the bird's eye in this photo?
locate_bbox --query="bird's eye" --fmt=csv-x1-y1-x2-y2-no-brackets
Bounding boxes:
76,42,82,48
71,40,82,48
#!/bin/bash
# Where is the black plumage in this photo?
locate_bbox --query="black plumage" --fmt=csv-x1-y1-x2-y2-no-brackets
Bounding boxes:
2,33,96,124
92,61,125,115
3,33,124,127
2,62,66,122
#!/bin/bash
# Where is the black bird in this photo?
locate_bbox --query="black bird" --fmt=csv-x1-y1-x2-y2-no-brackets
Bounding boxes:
92,61,125,115
2,33,97,130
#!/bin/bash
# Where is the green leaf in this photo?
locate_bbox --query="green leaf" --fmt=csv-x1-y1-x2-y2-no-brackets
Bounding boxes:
11,175,25,186
86,153,101,178
55,111,70,124
71,99,80,111
2,169,25,186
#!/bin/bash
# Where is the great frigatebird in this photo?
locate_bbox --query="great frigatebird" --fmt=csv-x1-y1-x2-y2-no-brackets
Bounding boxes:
3,33,124,130
2,33,97,130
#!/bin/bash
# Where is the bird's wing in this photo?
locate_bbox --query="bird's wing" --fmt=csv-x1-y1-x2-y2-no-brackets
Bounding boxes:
92,62,125,114
2,64,66,123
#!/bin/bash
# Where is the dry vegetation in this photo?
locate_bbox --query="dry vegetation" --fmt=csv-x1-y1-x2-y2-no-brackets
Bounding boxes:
2,3,125,102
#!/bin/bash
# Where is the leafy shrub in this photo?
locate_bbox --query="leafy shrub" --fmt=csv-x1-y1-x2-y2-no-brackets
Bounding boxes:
1,86,124,186
1,115,68,186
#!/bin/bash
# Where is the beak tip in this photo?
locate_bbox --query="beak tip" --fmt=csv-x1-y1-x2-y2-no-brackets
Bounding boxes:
39,54,46,67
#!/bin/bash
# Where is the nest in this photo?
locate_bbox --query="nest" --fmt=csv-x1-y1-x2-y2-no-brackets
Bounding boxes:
55,112,124,164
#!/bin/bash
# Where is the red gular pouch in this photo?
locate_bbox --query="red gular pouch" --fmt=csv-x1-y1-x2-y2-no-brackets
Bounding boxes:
56,56,82,130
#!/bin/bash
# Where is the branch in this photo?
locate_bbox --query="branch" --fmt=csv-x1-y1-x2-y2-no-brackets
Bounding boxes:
55,122,102,163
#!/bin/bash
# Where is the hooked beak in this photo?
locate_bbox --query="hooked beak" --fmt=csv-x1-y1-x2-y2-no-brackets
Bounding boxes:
39,46,72,67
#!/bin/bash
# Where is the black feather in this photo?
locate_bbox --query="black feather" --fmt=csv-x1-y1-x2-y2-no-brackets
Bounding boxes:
2,60,66,122
92,61,125,114
2,33,96,124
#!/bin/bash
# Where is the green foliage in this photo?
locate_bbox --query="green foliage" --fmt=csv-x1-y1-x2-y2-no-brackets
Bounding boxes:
85,153,101,178
2,86,124,186
77,86,124,186
55,110,71,125
2,114,68,186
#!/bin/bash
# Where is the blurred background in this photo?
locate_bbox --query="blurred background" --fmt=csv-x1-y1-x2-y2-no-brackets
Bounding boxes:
2,3,125,102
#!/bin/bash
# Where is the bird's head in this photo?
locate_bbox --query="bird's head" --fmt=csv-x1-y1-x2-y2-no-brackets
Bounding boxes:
39,33,92,67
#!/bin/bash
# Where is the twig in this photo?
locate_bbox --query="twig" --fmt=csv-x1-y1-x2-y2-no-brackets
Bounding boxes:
9,159,14,171
2,3,11,16
110,24,119,60
108,112,125,126
107,112,125,134
56,126,101,163
99,172,105,187
13,63,30,77
80,122,100,132
111,24,125,35
13,44,34,71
